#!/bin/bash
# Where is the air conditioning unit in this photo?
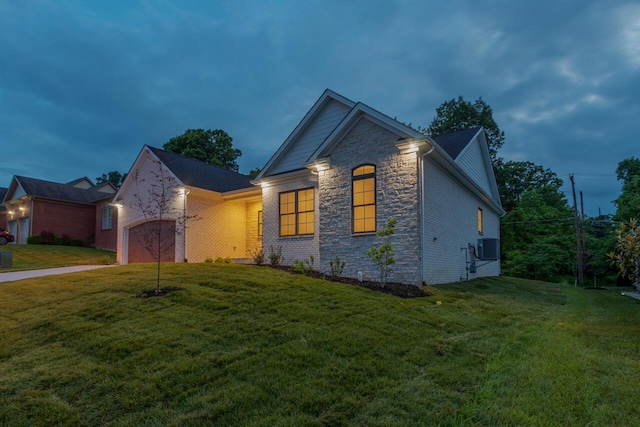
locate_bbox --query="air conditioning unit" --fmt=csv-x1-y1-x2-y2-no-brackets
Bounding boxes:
477,238,499,261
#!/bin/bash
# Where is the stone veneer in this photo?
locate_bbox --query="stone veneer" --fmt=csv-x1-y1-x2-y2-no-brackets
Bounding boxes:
318,117,422,285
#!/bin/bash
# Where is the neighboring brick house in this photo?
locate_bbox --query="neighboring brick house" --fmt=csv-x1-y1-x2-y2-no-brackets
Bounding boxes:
113,146,261,265
0,176,118,249
0,187,7,233
254,89,504,285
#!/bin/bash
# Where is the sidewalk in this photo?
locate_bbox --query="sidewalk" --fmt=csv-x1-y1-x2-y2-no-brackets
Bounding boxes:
0,265,116,283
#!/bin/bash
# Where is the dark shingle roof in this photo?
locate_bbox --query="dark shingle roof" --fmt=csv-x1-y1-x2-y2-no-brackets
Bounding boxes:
147,146,253,193
14,176,113,204
431,126,482,160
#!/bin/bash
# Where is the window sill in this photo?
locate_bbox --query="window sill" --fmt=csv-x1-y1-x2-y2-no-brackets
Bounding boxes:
351,232,377,237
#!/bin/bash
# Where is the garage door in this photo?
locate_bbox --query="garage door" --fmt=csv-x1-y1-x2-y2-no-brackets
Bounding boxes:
128,220,176,264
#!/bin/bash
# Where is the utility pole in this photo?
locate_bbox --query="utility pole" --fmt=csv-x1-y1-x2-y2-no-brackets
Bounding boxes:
580,191,587,258
570,175,584,287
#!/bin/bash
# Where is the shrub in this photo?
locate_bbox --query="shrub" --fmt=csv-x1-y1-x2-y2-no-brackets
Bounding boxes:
204,258,213,263
61,234,71,245
40,230,55,245
27,236,42,245
268,245,283,267
251,248,265,266
292,256,315,276
366,218,397,285
69,239,84,247
329,256,346,277
215,257,234,264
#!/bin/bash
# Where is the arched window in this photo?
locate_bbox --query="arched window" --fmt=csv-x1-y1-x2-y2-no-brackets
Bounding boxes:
352,165,376,233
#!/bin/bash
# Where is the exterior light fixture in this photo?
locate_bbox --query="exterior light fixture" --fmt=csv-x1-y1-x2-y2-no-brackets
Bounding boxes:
305,158,330,174
396,138,432,155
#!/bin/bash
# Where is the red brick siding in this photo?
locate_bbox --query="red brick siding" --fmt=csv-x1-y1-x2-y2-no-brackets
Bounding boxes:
32,199,96,245
128,220,176,263
94,200,118,251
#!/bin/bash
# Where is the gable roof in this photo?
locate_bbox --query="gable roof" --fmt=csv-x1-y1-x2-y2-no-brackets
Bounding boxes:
431,126,483,160
255,89,356,180
257,89,503,214
4,176,113,204
146,146,253,193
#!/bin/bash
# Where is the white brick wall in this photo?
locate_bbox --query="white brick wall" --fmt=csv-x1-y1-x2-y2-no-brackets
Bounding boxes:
116,152,185,264
261,174,320,266
185,194,248,262
422,159,501,284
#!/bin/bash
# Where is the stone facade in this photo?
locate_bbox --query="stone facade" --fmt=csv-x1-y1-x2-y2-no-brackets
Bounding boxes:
319,118,422,285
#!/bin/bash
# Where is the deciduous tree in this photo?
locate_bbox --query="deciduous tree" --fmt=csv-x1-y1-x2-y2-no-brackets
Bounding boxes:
164,129,242,172
425,96,504,163
96,171,127,188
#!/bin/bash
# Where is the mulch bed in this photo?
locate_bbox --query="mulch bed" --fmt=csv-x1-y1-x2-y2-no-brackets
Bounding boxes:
273,266,431,298
139,287,178,298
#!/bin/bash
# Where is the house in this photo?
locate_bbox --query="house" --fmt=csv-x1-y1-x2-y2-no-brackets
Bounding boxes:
253,89,504,285
113,146,261,264
0,187,8,232
114,89,503,285
0,176,118,249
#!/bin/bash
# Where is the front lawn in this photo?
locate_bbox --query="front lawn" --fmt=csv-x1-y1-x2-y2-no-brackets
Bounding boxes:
0,263,638,425
0,244,115,271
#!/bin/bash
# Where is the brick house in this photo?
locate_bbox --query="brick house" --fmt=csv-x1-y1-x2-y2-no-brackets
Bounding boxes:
113,146,261,264
0,176,118,249
115,90,502,285
253,89,504,285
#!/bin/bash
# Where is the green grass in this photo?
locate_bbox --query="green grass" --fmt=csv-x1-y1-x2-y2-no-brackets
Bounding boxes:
0,263,638,425
0,244,115,271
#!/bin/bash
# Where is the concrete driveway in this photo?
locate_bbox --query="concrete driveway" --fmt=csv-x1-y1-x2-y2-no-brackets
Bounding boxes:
0,265,116,283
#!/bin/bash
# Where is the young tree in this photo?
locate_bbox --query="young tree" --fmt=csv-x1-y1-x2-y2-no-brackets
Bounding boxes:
608,218,640,288
163,129,242,172
96,171,127,188
131,158,190,293
425,96,505,164
366,218,397,285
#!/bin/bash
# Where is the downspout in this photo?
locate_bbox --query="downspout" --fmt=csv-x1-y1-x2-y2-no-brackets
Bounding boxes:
420,144,436,285
29,196,34,241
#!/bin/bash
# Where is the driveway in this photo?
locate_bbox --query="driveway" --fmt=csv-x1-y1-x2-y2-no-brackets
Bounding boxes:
0,265,116,283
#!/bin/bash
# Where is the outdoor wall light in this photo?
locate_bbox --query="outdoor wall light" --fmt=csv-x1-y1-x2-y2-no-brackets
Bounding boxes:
396,138,431,155
305,159,330,174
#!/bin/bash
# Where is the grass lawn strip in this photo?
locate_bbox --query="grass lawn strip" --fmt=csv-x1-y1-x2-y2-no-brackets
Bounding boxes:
0,264,638,425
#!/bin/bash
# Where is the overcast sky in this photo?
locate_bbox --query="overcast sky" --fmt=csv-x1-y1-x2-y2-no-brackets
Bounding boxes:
1,0,638,216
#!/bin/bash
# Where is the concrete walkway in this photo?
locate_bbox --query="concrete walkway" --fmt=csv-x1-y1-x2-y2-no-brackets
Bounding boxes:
0,265,116,283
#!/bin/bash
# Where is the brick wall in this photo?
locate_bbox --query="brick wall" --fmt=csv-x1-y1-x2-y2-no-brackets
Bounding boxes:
261,174,319,266
245,201,263,258
185,193,248,262
318,118,422,285
94,199,117,251
422,159,501,284
32,199,96,244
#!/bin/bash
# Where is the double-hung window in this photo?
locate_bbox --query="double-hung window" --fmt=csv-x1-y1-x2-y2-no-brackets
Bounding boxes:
102,206,113,230
279,188,314,236
352,165,376,233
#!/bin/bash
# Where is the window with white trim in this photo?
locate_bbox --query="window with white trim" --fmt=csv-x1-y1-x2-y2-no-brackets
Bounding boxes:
102,206,113,230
